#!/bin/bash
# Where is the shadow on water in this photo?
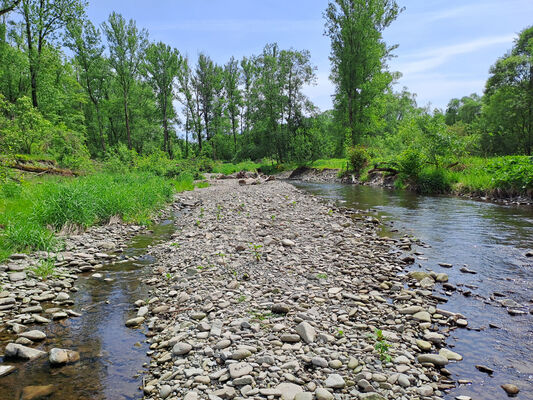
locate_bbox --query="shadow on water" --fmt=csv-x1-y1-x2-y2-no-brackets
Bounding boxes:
293,182,533,400
0,217,177,400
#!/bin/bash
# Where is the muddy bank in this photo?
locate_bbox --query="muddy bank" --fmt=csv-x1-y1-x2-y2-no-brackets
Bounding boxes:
137,178,469,400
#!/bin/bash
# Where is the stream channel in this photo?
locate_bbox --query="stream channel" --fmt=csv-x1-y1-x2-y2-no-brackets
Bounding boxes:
292,181,533,400
0,214,179,400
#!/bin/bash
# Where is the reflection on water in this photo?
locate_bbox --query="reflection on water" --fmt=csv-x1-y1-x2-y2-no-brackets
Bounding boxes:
0,219,177,400
293,182,533,400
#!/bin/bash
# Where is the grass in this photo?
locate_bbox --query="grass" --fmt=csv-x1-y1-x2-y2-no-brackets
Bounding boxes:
30,258,57,280
0,170,208,262
212,161,262,175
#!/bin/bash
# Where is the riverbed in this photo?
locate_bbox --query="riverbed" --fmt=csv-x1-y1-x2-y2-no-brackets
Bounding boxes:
292,181,533,399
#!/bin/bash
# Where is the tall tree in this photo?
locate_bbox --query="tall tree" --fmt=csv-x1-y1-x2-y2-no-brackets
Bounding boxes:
483,26,533,155
19,0,86,108
102,12,148,150
195,53,216,142
177,56,201,155
324,0,402,145
223,56,242,149
144,41,181,157
66,19,108,153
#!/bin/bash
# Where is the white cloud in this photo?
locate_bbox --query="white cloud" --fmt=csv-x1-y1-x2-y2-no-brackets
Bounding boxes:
395,34,515,75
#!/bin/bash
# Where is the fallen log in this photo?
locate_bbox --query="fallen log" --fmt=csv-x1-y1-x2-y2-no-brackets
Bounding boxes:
10,163,78,176
367,167,399,175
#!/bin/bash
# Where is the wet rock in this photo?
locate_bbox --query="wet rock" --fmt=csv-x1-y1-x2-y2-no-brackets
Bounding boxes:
5,343,46,360
49,348,80,365
0,365,16,377
417,385,434,396
18,330,46,341
21,385,55,400
475,364,494,374
417,354,448,367
125,317,144,327
501,384,519,396
412,311,431,322
439,348,463,361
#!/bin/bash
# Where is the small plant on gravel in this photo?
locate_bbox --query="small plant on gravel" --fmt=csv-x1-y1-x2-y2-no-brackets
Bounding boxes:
30,258,56,280
216,204,223,221
372,329,392,362
249,243,263,262
171,242,181,248
328,209,334,216
316,272,328,280
216,252,227,266
290,201,297,206
249,310,271,321
337,328,344,337
238,295,246,302
271,215,276,220
165,272,172,280
199,207,205,218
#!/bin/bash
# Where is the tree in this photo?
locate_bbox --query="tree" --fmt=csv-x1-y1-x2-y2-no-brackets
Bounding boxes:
223,56,241,149
176,56,201,156
445,94,481,126
195,53,216,142
19,0,86,108
66,19,108,153
102,12,148,150
324,0,402,145
0,0,20,17
483,26,533,155
144,41,181,158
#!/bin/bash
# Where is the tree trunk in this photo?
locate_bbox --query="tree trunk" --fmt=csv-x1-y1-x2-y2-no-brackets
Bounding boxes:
123,91,132,150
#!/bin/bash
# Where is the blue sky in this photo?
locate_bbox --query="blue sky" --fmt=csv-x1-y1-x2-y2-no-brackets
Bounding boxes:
87,0,533,111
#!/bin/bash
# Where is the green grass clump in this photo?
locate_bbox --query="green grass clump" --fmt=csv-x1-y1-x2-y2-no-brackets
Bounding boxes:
30,258,56,280
0,172,179,262
212,161,261,175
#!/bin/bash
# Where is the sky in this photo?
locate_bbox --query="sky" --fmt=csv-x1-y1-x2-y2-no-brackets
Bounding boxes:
87,0,533,111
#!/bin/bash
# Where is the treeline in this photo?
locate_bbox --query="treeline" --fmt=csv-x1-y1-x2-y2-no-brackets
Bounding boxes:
0,0,531,173
0,0,345,166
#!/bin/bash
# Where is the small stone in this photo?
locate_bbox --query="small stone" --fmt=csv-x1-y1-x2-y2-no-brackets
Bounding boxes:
0,365,16,377
125,317,144,327
295,321,316,343
228,362,253,379
312,357,328,368
172,342,192,356
9,272,26,282
18,330,46,341
190,311,206,320
5,343,46,360
49,348,80,365
315,388,334,400
272,303,290,314
21,385,55,400
276,382,303,400
501,384,519,395
417,354,449,367
412,311,431,322
325,374,345,389
281,239,295,247
137,306,148,317
439,348,463,361
418,385,434,396
231,349,252,360
294,393,313,400
183,392,198,400
475,364,494,374
359,393,386,400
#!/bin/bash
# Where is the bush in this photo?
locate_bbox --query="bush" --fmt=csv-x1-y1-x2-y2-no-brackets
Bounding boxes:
416,167,451,194
487,156,533,190
397,148,424,182
347,146,369,173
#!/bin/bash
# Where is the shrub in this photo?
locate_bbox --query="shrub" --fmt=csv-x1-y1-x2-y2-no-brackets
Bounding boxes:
347,146,369,173
416,167,451,194
397,148,424,182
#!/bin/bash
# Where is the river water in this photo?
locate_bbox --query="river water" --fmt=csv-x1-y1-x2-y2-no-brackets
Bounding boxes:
292,182,533,400
0,218,177,400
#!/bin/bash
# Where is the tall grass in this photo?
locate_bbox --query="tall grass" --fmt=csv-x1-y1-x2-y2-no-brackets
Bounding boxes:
0,172,182,262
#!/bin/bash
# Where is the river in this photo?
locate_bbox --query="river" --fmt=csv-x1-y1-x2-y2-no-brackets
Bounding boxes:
292,181,533,400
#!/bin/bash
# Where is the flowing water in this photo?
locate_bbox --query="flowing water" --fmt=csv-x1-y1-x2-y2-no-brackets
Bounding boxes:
0,217,177,400
292,182,533,400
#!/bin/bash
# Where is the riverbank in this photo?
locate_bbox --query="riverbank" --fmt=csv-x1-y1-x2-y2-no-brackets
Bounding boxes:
138,177,467,400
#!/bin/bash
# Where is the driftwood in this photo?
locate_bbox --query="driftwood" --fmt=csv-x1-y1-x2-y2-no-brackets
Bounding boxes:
10,163,78,176
367,167,399,175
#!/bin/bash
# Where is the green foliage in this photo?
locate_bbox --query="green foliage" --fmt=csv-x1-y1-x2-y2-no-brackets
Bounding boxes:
396,148,423,184
346,146,369,173
487,156,533,190
249,243,263,262
416,167,451,195
372,329,392,363
30,258,56,280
